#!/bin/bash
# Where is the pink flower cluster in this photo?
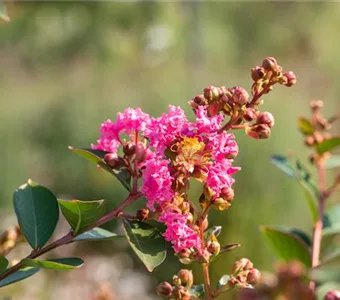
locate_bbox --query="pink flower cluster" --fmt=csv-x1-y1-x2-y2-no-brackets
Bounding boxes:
93,105,239,254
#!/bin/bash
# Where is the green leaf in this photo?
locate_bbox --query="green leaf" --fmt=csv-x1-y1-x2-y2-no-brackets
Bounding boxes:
188,284,205,298
271,155,318,223
22,257,83,270
260,226,311,267
0,256,8,274
123,219,166,272
323,205,340,229
58,199,106,235
13,180,59,249
0,3,10,23
316,137,340,154
72,227,123,242
0,267,39,287
325,155,340,169
298,117,315,135
220,243,241,253
69,147,131,191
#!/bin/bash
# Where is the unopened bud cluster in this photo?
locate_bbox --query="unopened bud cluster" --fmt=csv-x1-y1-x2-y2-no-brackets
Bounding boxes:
156,269,193,300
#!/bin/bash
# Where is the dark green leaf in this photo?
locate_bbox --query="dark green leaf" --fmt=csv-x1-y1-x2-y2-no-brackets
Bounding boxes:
72,227,123,242
0,256,8,274
271,155,318,223
188,284,205,298
0,3,10,23
13,180,59,249
316,137,340,154
297,117,315,135
260,226,311,267
69,147,131,191
22,257,83,270
58,199,106,235
123,219,166,272
325,155,340,169
0,267,39,287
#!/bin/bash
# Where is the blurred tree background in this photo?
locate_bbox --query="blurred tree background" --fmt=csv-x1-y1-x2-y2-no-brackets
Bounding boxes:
0,2,339,299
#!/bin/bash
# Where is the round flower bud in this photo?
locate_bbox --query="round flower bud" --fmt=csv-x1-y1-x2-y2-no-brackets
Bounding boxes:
231,258,254,274
243,108,257,122
257,112,275,128
177,269,194,289
251,66,265,82
220,187,234,202
213,198,231,211
245,124,271,139
324,290,340,300
231,87,250,105
246,268,261,285
134,143,146,163
207,240,221,256
136,208,149,222
104,153,121,169
283,71,297,87
156,281,172,298
123,142,136,156
204,85,220,102
262,57,278,72
207,102,220,117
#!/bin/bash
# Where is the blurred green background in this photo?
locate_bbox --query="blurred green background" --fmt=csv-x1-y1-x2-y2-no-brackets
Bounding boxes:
0,2,339,299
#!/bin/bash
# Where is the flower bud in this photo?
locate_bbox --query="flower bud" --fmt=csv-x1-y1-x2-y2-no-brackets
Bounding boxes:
188,95,207,111
172,275,181,286
136,208,149,222
104,153,121,169
243,108,257,122
231,87,249,105
177,269,194,289
283,71,297,87
245,124,271,139
123,142,136,156
251,66,265,82
177,248,192,259
246,268,261,285
207,102,220,117
231,258,254,274
204,85,220,102
324,290,340,300
305,136,315,147
156,281,172,298
257,112,275,128
213,197,231,211
220,187,234,202
262,57,278,72
134,143,146,163
207,240,220,256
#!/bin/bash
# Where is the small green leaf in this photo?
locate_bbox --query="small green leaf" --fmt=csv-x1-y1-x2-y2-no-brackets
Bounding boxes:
69,147,131,191
260,226,311,267
0,3,10,23
188,284,205,298
58,199,106,235
0,267,39,287
0,256,8,274
123,219,166,272
316,137,340,154
22,257,83,270
271,155,318,223
13,180,59,249
298,117,315,135
72,227,123,242
325,155,340,169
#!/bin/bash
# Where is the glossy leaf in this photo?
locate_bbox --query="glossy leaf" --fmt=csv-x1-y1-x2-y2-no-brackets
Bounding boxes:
271,155,318,223
298,117,315,135
0,3,10,23
325,155,340,169
69,147,131,191
13,180,59,249
316,137,340,154
188,284,205,298
123,219,166,272
72,227,123,242
260,226,311,267
0,256,8,274
0,267,39,287
58,199,106,235
22,257,83,270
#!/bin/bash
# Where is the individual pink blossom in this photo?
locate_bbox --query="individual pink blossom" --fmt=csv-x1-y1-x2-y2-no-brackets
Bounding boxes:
92,119,120,153
140,158,174,211
194,106,224,134
206,159,240,198
159,208,201,253
145,105,189,153
207,131,239,161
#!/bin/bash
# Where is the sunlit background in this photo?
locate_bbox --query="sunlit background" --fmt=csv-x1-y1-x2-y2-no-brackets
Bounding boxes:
0,2,340,299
